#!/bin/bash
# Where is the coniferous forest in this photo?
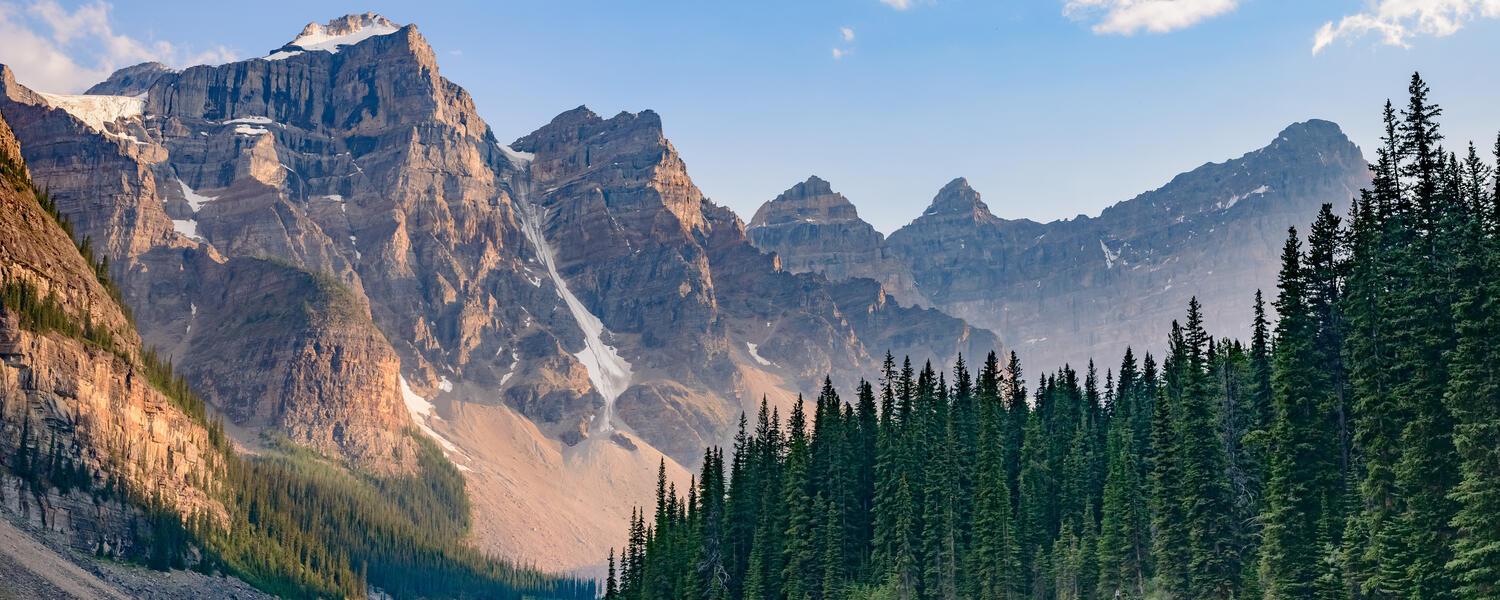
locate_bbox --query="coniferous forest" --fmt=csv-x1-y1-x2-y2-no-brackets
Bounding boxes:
605,73,1500,600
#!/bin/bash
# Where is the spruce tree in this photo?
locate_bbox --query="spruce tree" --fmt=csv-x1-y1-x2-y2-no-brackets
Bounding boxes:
1175,299,1241,598
1345,99,1409,600
1445,159,1500,597
1149,328,1190,597
971,353,1021,600
1391,73,1461,600
1261,228,1331,598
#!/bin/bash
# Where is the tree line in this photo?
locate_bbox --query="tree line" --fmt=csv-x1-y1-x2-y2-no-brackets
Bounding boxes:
604,72,1500,600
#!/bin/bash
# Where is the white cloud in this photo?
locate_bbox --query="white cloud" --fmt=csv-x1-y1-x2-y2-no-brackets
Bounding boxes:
0,1,235,93
1063,0,1239,35
1312,0,1500,54
841,26,855,41
832,48,847,59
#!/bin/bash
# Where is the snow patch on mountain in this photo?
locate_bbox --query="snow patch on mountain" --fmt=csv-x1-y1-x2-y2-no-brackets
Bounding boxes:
496,142,535,167
268,13,401,59
746,342,773,366
399,375,468,469
1220,185,1270,211
177,179,216,211
172,219,198,239
37,92,143,139
1099,239,1120,269
513,178,633,432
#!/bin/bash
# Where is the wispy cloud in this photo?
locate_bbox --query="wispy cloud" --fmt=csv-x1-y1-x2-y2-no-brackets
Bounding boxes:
879,0,914,9
1313,0,1500,54
832,48,847,60
0,0,234,93
841,27,855,41
1063,0,1238,35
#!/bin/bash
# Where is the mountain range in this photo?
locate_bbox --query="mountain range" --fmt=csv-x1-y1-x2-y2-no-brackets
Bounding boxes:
749,121,1369,372
0,12,1367,577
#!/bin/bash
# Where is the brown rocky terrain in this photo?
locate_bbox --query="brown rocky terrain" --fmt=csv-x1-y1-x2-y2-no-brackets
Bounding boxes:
0,13,996,571
0,110,226,562
750,121,1370,371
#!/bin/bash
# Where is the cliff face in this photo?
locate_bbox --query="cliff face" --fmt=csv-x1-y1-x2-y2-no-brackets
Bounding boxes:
0,13,996,570
512,108,999,458
750,121,1370,371
0,111,225,558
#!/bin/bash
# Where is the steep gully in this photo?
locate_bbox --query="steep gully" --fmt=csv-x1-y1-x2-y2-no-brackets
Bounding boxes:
503,143,634,434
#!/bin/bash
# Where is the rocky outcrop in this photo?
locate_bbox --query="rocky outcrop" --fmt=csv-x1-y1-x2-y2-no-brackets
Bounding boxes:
176,258,416,472
748,176,928,306
84,62,172,97
0,111,226,557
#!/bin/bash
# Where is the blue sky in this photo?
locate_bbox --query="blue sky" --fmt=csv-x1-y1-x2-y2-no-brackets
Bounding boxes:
2,0,1497,232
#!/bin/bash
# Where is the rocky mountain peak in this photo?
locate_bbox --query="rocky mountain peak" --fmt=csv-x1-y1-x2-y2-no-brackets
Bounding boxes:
922,177,996,221
85,61,173,96
264,13,408,60
1261,119,1363,162
514,103,709,241
749,175,862,228
791,174,834,196
1273,118,1350,146
289,13,400,48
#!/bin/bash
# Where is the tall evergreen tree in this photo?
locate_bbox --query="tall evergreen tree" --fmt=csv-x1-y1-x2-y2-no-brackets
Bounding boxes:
1261,228,1333,599
1175,299,1241,598
1150,326,1191,597
970,352,1021,600
1390,73,1462,600
1445,154,1500,597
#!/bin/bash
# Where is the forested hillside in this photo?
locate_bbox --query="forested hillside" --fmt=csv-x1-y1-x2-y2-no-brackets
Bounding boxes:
604,73,1500,600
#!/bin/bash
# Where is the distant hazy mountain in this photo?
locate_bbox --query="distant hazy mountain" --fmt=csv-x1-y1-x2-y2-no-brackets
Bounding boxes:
750,120,1370,371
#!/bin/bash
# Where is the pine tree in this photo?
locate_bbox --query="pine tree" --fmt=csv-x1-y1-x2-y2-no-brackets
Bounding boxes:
1261,228,1332,598
970,352,1021,600
782,398,819,600
1097,354,1148,599
1443,132,1500,599
606,548,620,600
1390,73,1461,600
1149,328,1190,597
1345,99,1409,600
922,373,960,600
1175,299,1241,598
873,355,904,580
1016,395,1051,591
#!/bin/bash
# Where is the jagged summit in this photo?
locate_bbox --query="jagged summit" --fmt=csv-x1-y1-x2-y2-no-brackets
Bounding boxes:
268,13,403,58
790,175,835,196
85,61,173,96
749,175,862,228
921,177,996,221
1274,118,1349,144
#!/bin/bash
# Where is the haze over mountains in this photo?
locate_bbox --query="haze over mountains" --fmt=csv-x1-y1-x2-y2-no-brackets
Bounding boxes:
750,121,1369,371
0,12,1368,577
